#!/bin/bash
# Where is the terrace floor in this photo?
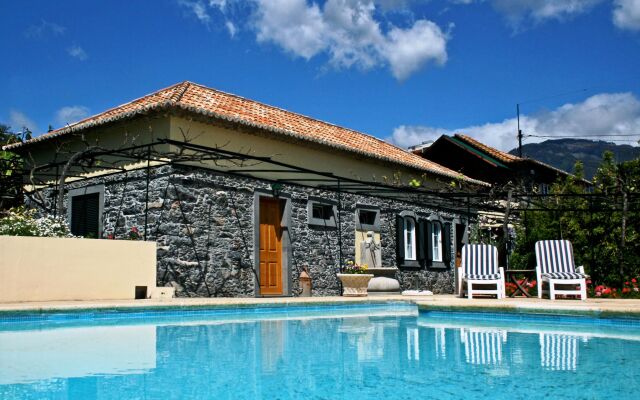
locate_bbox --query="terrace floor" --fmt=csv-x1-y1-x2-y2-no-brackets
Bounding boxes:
1,295,640,318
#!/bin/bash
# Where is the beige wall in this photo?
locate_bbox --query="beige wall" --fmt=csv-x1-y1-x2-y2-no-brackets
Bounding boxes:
0,236,157,303
169,116,441,188
22,116,171,185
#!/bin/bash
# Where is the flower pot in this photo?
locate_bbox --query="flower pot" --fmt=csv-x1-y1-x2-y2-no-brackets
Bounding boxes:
337,274,374,297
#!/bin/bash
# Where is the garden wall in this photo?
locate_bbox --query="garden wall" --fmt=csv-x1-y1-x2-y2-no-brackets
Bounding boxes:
0,236,157,302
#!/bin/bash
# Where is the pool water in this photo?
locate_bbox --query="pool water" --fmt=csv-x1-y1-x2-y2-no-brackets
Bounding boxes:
1,304,639,399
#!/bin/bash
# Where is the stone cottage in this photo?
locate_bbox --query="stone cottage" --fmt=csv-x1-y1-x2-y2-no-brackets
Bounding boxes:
5,81,487,297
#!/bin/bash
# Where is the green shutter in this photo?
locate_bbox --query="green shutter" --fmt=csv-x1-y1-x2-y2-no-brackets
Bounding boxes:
443,222,452,265
396,215,405,263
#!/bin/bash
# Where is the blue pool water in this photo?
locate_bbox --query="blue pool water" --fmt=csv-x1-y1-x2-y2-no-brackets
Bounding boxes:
1,303,639,399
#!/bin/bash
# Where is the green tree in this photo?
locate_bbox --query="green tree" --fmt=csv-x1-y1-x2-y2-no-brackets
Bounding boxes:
509,153,640,286
0,124,24,211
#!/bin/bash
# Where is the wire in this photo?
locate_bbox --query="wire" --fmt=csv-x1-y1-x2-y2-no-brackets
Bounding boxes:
526,134,639,138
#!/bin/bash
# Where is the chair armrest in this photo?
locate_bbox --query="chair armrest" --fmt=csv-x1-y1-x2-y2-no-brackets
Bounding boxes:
576,265,586,274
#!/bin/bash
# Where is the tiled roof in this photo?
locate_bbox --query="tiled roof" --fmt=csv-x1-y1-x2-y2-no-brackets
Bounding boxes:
454,134,520,164
5,81,487,185
453,133,590,183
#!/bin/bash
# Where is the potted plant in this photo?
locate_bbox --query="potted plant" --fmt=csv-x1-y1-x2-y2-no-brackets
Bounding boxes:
337,261,374,297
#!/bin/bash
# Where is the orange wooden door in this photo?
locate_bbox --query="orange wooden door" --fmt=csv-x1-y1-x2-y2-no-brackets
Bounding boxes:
259,197,283,295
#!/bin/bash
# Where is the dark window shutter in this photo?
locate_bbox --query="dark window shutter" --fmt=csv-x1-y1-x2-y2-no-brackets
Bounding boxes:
443,222,452,264
396,215,405,262
425,220,433,266
417,219,425,261
71,193,100,238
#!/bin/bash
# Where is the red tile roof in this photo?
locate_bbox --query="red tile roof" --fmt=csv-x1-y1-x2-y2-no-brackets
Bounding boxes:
6,81,487,185
454,133,590,183
454,134,520,164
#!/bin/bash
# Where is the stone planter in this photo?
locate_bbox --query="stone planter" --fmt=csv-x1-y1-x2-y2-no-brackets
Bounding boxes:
337,274,374,297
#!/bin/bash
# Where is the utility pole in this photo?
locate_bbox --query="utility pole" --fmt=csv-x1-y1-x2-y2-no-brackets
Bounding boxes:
517,103,523,157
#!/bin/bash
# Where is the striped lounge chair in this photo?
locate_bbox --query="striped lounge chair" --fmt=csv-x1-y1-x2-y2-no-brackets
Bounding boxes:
458,244,506,299
535,240,588,301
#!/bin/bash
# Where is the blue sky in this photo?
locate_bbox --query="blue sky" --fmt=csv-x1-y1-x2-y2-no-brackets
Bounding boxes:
1,0,639,151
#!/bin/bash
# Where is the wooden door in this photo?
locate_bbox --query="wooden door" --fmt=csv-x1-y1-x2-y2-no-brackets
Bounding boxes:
259,197,283,295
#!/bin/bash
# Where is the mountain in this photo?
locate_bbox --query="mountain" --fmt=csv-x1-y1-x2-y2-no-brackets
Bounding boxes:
509,139,640,179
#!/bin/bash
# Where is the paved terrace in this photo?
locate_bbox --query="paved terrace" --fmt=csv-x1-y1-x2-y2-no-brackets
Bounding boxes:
1,295,640,319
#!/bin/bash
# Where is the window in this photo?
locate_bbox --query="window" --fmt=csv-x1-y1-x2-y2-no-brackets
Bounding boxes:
359,210,377,226
404,217,417,260
539,183,550,195
432,222,443,262
307,198,337,228
312,203,333,220
67,185,104,238
356,206,380,231
70,193,100,238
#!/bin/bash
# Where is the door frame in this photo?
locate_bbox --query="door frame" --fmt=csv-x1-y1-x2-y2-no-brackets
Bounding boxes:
253,189,292,297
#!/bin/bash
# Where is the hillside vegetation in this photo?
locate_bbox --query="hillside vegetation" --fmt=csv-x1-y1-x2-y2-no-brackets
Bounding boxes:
509,139,640,178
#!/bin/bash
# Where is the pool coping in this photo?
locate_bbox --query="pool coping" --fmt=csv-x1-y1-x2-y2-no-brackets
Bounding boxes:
1,295,640,320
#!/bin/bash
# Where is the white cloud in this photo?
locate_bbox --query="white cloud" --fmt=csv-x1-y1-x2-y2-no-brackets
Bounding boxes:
9,110,39,133
253,0,449,80
254,0,327,59
613,0,640,30
67,45,88,61
384,20,448,80
389,93,640,151
55,106,90,126
179,0,212,24
451,0,603,27
25,20,66,38
225,20,238,36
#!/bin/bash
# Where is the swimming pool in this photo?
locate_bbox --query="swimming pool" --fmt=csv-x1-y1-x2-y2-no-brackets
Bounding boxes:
1,303,639,399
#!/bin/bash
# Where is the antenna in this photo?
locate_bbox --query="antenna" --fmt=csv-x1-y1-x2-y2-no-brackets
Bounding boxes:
517,103,523,157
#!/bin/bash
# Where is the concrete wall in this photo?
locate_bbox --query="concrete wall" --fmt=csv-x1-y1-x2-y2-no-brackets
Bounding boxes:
0,236,157,302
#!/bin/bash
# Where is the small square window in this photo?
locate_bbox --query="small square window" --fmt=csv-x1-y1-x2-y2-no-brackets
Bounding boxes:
312,203,334,220
359,210,377,226
356,207,380,231
307,198,337,228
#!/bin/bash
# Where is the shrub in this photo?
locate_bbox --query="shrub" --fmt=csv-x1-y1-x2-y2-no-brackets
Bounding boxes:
0,207,73,237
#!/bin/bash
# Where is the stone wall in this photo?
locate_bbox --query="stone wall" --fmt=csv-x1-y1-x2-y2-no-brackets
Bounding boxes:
47,165,464,297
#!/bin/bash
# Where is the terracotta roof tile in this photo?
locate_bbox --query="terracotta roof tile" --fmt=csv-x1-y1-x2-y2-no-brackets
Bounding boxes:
454,134,520,163
5,81,487,185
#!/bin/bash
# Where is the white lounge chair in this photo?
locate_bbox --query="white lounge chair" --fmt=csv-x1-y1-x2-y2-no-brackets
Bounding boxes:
459,244,506,299
535,240,588,301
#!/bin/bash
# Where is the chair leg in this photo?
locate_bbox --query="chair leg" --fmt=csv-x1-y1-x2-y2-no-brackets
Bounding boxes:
580,281,587,301
467,282,473,300
549,283,556,301
538,281,543,299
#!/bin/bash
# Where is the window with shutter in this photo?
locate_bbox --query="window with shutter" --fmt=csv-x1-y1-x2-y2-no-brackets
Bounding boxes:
396,215,405,263
432,221,443,262
443,222,452,264
404,217,417,260
71,193,100,238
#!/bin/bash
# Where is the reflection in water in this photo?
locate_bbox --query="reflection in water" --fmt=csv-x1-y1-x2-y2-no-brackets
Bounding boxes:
434,327,446,360
0,325,156,385
261,320,285,374
1,308,639,400
539,333,588,371
460,328,507,366
406,327,420,361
